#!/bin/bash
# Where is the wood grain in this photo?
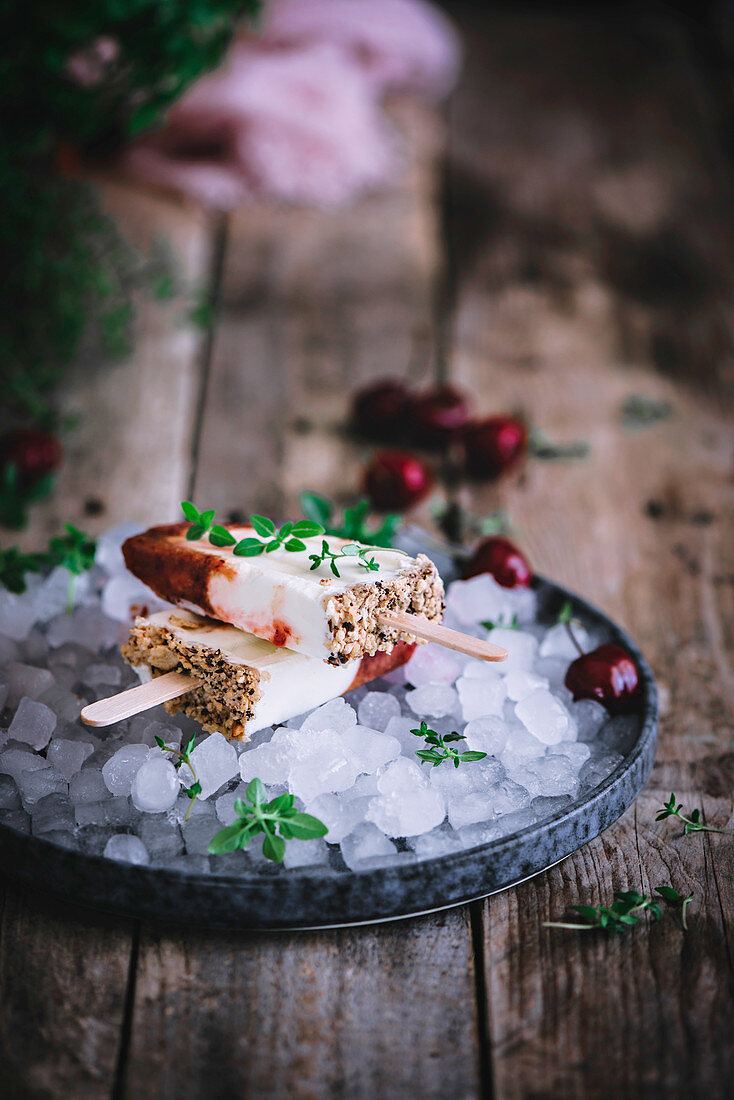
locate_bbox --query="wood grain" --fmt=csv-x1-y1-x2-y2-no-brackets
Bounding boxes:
12,180,215,549
0,886,135,1100
191,98,444,520
444,10,734,1098
122,909,480,1100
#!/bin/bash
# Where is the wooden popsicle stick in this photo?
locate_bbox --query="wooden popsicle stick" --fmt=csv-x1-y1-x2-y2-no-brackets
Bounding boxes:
81,671,201,728
378,611,508,662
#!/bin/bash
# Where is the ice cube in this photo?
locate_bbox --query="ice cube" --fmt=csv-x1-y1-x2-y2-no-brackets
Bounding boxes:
38,683,86,724
0,747,50,782
533,755,580,797
0,773,21,810
445,574,514,626
409,826,464,859
357,691,401,731
341,725,400,774
32,567,82,622
406,683,459,718
135,816,184,861
0,588,36,641
75,797,136,827
462,715,509,756
0,808,31,833
188,732,239,799
570,699,609,742
22,629,49,664
366,757,446,837
17,765,68,809
500,726,546,767
405,644,462,687
447,789,495,830
600,715,638,755
239,740,292,786
102,573,161,623
546,741,591,768
131,757,180,813
31,793,75,835
491,778,532,816
182,814,219,856
82,663,123,690
8,698,56,750
579,750,623,790
301,697,357,735
6,663,55,707
515,689,574,745
504,669,549,702
487,629,538,673
47,606,122,650
487,807,538,838
428,755,505,797
69,768,110,804
215,783,250,826
286,729,362,802
539,622,591,661
102,744,152,796
283,838,329,869
95,522,144,575
340,822,396,870
532,794,573,818
46,738,94,779
103,834,150,865
456,672,506,721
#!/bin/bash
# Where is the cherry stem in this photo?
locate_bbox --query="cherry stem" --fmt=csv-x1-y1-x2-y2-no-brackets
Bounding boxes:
564,620,585,658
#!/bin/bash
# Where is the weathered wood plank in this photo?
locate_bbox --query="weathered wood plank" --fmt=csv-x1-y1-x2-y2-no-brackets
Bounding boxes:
15,180,215,549
123,909,480,1100
444,9,734,1098
192,98,444,519
0,885,135,1100
481,789,734,1100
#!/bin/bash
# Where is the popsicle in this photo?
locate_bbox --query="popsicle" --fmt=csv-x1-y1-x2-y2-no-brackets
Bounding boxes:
123,522,445,664
87,608,417,740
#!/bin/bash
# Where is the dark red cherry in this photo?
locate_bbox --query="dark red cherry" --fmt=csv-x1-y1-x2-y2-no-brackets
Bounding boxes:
410,385,472,448
565,644,641,714
351,380,413,442
0,428,63,485
463,415,528,479
463,535,532,588
363,451,433,511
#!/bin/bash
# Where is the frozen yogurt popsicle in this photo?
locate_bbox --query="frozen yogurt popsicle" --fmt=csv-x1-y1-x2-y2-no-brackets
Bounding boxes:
123,523,444,664
120,608,416,741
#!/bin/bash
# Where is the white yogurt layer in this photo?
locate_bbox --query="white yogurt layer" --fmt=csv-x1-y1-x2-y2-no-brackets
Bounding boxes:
170,528,418,659
140,609,359,733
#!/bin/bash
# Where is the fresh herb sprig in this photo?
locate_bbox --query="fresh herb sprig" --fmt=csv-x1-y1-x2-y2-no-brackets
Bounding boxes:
481,613,518,631
544,886,692,935
308,539,380,578
0,462,55,529
155,734,202,821
411,721,487,769
656,793,734,837
181,500,325,555
0,523,96,610
49,523,97,612
557,599,585,657
301,492,401,548
182,501,393,578
207,778,328,863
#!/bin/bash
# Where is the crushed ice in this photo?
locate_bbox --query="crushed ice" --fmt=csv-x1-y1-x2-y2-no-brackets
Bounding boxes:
0,525,631,873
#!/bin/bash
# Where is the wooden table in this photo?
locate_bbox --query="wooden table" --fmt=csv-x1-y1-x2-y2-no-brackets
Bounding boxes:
2,9,733,1097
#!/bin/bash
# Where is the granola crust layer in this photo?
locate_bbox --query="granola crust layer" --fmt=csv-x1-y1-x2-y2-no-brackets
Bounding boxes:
325,555,444,664
121,615,261,741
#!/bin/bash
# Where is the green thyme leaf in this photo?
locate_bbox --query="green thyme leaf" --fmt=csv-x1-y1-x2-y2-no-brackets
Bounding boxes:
209,525,237,547
250,514,276,538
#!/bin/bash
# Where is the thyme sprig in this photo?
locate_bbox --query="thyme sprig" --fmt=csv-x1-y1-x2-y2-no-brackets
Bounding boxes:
544,886,692,935
155,734,201,820
0,523,96,611
557,599,585,657
481,613,518,631
411,721,487,769
308,539,380,578
207,778,328,863
182,501,394,578
656,793,734,837
300,491,401,548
